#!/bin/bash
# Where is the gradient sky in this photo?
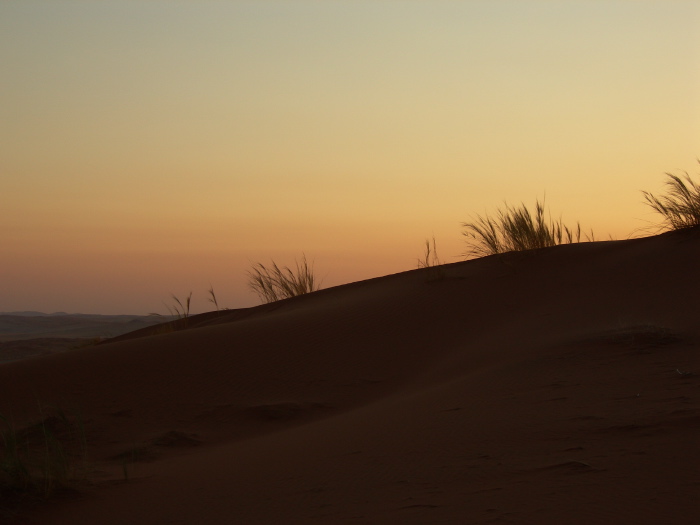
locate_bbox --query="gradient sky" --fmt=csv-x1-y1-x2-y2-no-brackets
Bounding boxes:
2,0,699,315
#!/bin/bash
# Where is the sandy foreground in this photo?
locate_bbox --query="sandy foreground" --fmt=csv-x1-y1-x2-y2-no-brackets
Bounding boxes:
1,228,699,524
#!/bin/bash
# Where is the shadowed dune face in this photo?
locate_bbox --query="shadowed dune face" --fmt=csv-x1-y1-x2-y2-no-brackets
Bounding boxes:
1,228,699,524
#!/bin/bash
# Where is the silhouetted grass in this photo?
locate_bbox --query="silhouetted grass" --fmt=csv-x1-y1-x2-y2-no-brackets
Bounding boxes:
416,236,447,282
417,236,441,268
642,167,700,231
149,292,192,331
167,292,192,319
207,285,220,313
462,198,590,258
247,254,320,303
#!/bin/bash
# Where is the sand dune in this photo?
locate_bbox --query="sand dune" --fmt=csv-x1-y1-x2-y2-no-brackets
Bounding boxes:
2,228,699,524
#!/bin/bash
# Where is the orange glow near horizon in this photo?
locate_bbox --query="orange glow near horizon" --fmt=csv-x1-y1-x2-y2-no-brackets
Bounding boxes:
2,1,699,314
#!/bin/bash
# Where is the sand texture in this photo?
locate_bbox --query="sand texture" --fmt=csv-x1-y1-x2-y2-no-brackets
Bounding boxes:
1,228,699,524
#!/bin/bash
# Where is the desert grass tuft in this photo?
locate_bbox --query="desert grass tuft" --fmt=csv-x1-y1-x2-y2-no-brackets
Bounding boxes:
416,236,447,282
0,415,32,494
417,236,442,268
167,292,192,320
642,166,700,231
462,198,591,258
247,254,321,304
207,284,220,313
149,292,192,331
1,405,88,513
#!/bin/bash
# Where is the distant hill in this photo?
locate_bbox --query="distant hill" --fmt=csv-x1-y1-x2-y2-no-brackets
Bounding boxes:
0,311,73,317
0,313,173,341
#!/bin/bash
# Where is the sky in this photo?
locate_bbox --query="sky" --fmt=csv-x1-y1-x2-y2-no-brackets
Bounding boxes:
2,0,699,315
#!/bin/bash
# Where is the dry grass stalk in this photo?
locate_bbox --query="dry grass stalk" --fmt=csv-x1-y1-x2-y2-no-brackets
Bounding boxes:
167,293,192,319
417,236,442,268
207,285,220,312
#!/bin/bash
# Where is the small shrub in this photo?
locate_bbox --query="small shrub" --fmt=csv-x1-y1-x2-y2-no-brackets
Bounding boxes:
247,254,320,304
642,166,700,231
462,198,590,258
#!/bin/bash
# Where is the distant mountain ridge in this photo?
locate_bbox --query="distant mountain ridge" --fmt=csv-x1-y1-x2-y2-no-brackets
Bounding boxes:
1,311,152,318
0,311,74,317
0,312,172,341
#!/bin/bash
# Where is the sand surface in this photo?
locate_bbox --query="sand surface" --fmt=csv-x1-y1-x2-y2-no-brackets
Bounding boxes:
1,228,699,524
